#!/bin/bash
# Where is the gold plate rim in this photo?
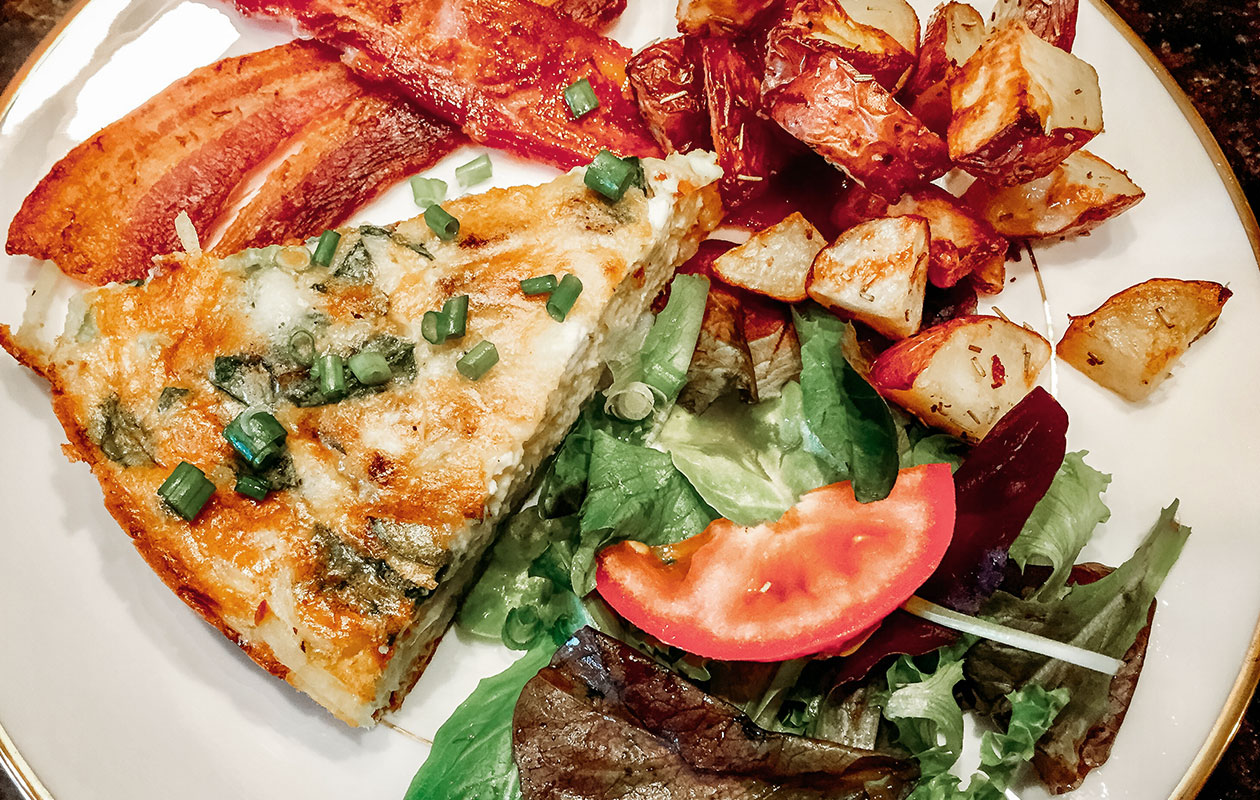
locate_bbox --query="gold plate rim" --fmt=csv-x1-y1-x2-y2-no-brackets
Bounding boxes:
1,0,1258,798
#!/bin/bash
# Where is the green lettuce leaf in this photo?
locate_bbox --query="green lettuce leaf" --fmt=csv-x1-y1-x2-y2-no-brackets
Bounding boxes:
902,684,1069,800
404,644,553,800
656,382,840,525
457,509,586,649
573,431,717,594
638,273,710,402
791,305,899,503
537,398,646,518
966,502,1190,781
883,652,968,777
1008,451,1112,599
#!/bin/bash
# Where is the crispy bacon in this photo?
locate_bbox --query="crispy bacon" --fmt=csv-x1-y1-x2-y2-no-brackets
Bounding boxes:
215,94,464,253
534,0,627,31
233,0,661,169
6,41,365,285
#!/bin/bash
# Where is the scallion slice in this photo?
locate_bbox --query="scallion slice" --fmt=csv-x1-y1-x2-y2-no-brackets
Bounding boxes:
455,153,493,187
158,461,215,521
442,295,469,339
410,176,447,209
317,354,346,400
425,204,460,241
234,474,270,501
564,77,600,119
223,409,287,469
312,230,341,267
546,274,583,322
288,329,316,367
457,340,499,380
583,149,636,202
348,351,392,385
422,310,447,345
520,274,558,295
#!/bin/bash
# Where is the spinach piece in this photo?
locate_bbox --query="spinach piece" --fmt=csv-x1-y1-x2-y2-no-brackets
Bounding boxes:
156,386,190,413
792,305,899,503
404,645,554,800
209,355,275,406
94,395,154,467
332,240,373,282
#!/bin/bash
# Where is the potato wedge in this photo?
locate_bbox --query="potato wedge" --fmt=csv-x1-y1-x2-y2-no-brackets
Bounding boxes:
900,2,986,135
948,21,1101,186
627,37,712,154
962,149,1145,238
676,0,779,35
743,294,803,399
808,216,930,339
765,39,950,202
990,0,1079,52
1057,278,1231,401
713,213,827,301
776,0,920,93
679,281,758,412
868,315,1051,441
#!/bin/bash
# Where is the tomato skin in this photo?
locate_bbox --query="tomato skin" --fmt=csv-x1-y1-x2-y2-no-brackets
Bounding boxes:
594,463,956,661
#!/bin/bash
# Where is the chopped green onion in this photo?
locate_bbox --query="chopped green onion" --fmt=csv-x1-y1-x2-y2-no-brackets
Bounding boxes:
317,354,346,400
410,176,447,209
348,351,392,385
223,409,287,469
455,153,493,187
583,149,637,202
234,474,270,501
442,295,469,339
422,310,448,345
564,77,600,119
288,330,316,367
520,274,558,295
158,461,215,521
425,204,460,241
312,230,341,267
546,274,583,322
457,340,499,380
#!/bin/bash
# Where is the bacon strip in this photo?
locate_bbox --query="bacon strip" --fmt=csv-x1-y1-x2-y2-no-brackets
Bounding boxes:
535,0,627,31
232,0,662,169
216,93,464,254
6,41,369,284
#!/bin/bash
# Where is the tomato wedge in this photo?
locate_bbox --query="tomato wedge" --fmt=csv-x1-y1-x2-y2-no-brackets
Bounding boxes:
594,463,956,661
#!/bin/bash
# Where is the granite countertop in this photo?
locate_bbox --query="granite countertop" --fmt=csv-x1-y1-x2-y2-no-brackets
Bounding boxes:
1,0,1257,798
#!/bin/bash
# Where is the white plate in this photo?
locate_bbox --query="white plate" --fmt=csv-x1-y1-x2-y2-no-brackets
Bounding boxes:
1,1,1257,798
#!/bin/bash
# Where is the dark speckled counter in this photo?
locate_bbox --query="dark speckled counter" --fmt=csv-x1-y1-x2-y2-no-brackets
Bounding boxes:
1,0,1257,798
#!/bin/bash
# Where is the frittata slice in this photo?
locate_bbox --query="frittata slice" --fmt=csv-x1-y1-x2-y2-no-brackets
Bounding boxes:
10,152,722,725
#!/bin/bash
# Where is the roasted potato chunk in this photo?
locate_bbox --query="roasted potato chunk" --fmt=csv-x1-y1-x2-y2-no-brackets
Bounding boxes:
832,183,1008,292
900,1,986,135
702,37,793,208
627,37,712,154
765,39,950,202
808,216,930,339
962,149,1144,238
990,0,1079,51
713,213,827,301
868,315,1051,441
947,21,1102,186
1057,279,1231,401
676,0,779,35
774,0,920,93
743,293,803,399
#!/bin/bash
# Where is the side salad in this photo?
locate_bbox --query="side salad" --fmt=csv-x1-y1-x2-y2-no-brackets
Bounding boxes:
404,274,1189,799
